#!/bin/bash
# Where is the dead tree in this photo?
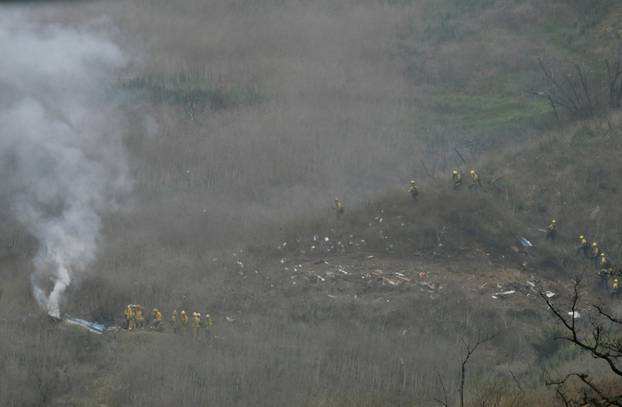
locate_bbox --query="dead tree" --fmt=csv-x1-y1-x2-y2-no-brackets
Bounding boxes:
432,332,496,407
541,280,622,406
605,58,622,109
459,333,495,407
536,52,622,122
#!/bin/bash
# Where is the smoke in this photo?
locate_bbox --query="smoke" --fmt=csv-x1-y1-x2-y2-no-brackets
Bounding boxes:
0,14,130,317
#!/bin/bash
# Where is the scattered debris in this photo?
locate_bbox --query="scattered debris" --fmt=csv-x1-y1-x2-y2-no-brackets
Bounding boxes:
519,237,533,248
544,290,556,298
567,311,581,319
491,290,516,299
65,317,106,334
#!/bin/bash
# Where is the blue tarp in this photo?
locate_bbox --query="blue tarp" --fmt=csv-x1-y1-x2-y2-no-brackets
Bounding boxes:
65,317,106,334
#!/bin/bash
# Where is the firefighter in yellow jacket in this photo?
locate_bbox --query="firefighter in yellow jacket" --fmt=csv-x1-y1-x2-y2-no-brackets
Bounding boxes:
170,310,178,333
468,169,481,189
591,242,601,268
204,312,214,330
611,277,620,292
452,169,462,189
577,235,589,257
408,180,418,200
546,219,557,241
191,312,201,339
599,253,612,289
334,198,344,218
124,304,135,331
135,304,145,329
152,308,162,330
180,310,189,333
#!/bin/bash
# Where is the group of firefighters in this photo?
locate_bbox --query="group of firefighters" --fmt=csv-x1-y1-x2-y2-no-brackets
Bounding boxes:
408,168,482,201
124,304,213,338
332,168,482,218
576,235,620,291
335,168,621,293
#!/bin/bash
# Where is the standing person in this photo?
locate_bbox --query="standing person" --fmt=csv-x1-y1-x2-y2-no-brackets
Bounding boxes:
599,253,612,290
545,219,557,241
468,169,481,189
180,310,189,334
170,310,178,333
408,180,419,200
203,311,214,338
135,305,145,329
451,169,462,189
333,198,345,218
591,242,601,268
152,308,162,331
192,312,201,339
124,304,134,331
577,235,589,258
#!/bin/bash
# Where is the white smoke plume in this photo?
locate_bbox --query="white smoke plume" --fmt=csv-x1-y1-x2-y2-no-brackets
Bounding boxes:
0,14,130,317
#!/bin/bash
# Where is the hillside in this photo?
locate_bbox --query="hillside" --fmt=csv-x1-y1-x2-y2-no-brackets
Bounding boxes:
2,1,622,406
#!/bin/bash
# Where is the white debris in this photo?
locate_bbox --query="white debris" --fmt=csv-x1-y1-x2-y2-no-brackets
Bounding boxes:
568,311,581,319
544,290,556,298
492,290,516,297
324,237,330,242
519,237,533,248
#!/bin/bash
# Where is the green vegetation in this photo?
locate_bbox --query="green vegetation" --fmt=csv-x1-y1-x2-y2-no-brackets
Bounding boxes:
424,91,551,130
400,0,622,149
121,72,261,113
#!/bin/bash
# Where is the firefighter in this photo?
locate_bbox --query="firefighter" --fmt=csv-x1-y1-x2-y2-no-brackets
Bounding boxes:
591,242,601,268
468,169,481,189
546,219,557,241
612,277,620,293
135,304,144,329
334,198,345,218
600,252,611,270
599,253,612,289
204,312,214,330
452,169,462,189
180,310,189,333
577,235,589,257
171,310,178,333
408,180,418,199
152,308,162,330
124,304,135,331
192,312,201,339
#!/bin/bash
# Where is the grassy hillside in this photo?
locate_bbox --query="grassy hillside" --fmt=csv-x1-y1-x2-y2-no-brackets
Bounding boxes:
2,0,622,406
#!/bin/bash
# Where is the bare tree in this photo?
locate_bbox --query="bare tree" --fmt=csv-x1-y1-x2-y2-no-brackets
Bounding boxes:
536,52,622,121
541,280,622,406
432,332,496,407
